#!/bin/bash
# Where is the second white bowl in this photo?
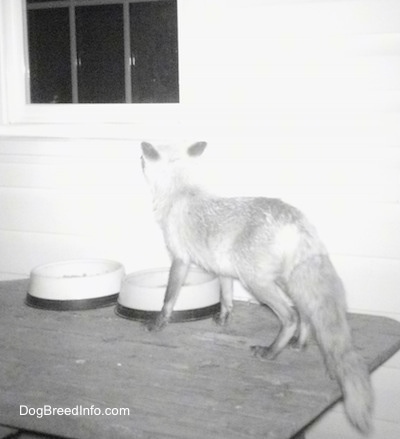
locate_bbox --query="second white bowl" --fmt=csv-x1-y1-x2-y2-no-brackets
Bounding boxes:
116,267,221,322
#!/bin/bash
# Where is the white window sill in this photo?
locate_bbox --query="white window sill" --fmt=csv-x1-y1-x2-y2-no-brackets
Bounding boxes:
0,0,192,139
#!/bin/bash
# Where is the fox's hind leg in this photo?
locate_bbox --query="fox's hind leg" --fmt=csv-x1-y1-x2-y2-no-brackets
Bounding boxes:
289,310,311,350
275,279,310,350
214,276,233,326
248,281,299,360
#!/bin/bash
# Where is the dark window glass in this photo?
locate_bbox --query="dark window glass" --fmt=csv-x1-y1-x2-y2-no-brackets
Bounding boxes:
130,1,179,103
26,1,179,104
28,8,72,103
76,4,125,103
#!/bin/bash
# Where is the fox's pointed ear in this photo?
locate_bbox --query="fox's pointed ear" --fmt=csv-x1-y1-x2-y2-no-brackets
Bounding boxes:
187,141,207,157
141,142,160,161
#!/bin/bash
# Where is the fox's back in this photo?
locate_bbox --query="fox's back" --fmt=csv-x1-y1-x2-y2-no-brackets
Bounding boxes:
161,190,325,278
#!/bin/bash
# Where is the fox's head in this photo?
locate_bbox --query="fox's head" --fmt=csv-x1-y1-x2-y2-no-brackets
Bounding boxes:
140,141,207,196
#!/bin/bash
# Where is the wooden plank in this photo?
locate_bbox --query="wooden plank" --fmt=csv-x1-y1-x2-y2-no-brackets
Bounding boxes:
0,425,18,438
0,280,400,439
13,432,70,439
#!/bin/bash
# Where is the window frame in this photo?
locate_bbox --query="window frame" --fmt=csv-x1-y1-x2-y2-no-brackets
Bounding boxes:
0,0,184,137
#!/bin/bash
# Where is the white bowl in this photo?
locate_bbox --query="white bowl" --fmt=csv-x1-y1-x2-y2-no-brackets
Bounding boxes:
116,267,221,322
26,259,125,311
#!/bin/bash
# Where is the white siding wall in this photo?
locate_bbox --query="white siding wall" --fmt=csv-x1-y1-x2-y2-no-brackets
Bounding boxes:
1,0,400,437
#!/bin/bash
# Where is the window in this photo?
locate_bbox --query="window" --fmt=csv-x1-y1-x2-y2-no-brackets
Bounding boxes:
26,0,179,104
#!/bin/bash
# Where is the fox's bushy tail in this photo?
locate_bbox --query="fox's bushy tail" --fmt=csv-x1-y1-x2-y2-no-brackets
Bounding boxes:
287,255,373,433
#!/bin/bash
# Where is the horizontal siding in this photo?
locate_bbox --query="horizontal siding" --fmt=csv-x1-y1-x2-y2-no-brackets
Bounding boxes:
0,230,88,279
302,204,400,259
233,256,400,318
332,256,400,314
0,138,170,278
1,138,400,309
2,191,400,259
0,226,169,281
203,142,400,200
0,188,149,235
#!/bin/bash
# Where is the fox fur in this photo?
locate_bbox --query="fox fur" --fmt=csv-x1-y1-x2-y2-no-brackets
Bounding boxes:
140,140,373,433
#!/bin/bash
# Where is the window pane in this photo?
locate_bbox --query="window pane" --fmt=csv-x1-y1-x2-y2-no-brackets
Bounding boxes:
130,0,179,103
27,8,72,103
76,4,125,103
26,1,180,105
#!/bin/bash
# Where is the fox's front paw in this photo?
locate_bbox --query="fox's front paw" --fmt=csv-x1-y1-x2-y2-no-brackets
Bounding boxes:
213,311,231,326
144,313,168,332
250,344,276,360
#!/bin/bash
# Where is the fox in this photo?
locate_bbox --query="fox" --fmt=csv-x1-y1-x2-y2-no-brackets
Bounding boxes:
140,140,373,434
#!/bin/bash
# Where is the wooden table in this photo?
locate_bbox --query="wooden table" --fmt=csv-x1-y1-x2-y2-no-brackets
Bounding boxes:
1,279,400,439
